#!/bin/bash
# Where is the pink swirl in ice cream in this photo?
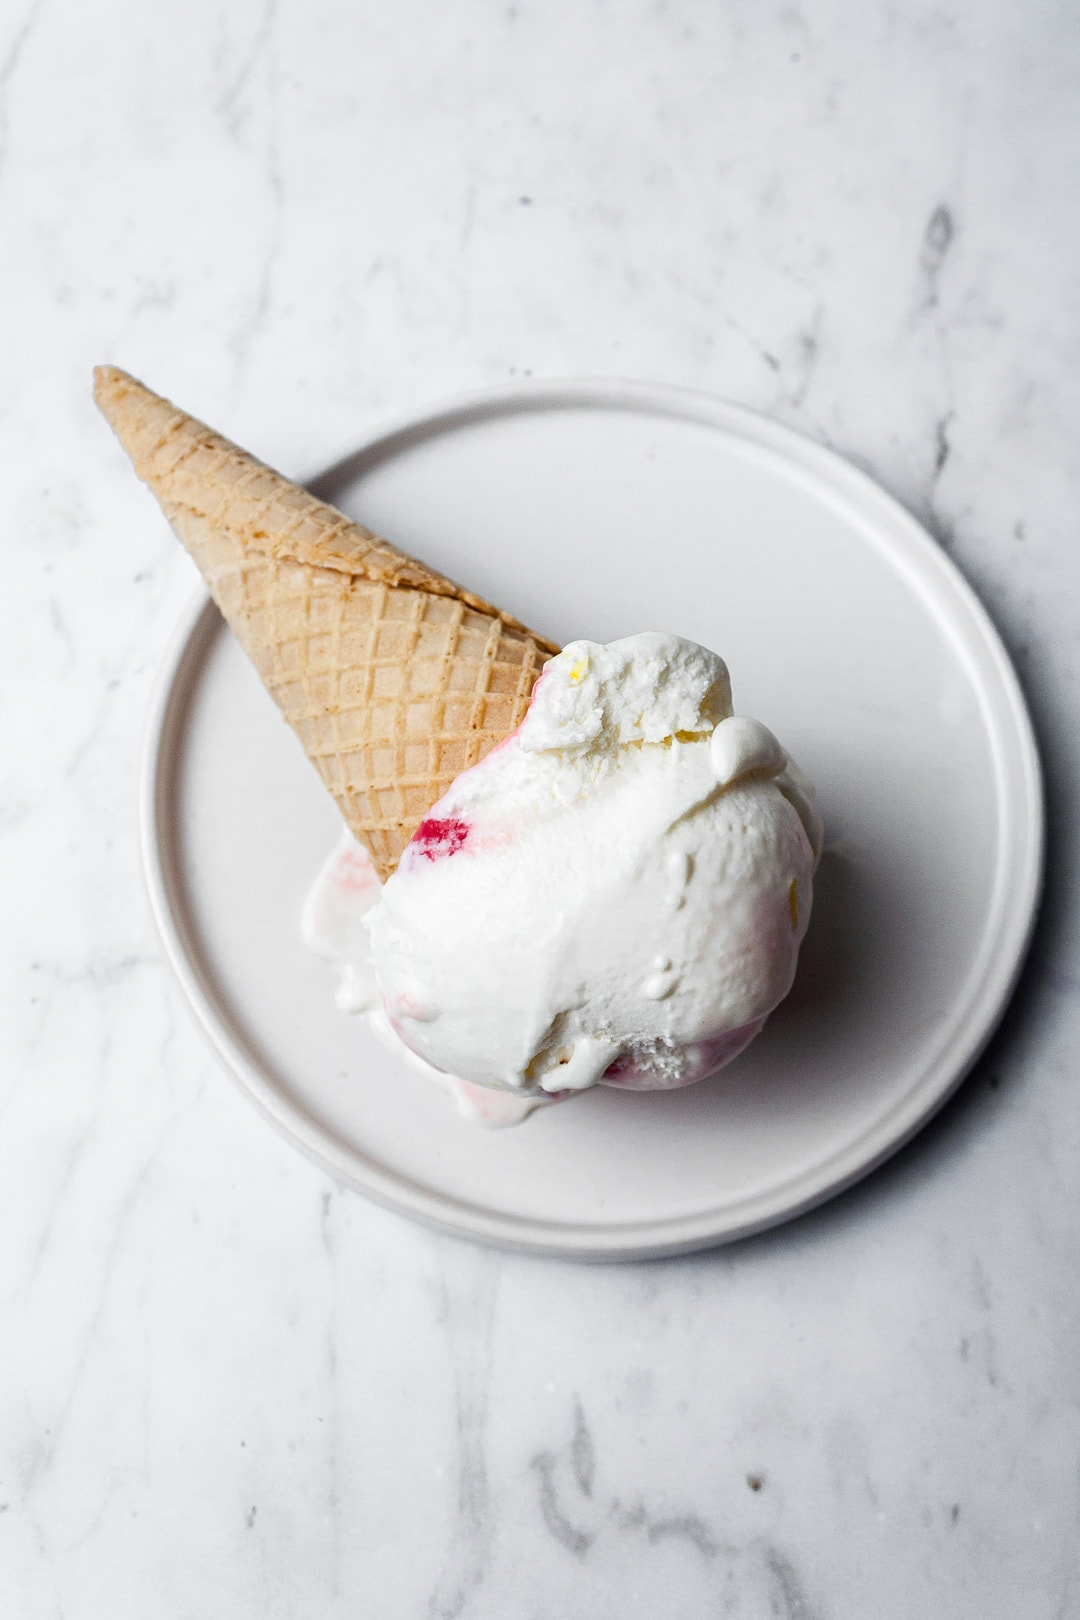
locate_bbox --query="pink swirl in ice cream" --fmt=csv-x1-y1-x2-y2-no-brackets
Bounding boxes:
304,632,822,1122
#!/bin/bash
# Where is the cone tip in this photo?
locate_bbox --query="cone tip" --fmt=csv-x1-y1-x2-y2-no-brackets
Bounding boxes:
92,364,142,427
93,361,124,396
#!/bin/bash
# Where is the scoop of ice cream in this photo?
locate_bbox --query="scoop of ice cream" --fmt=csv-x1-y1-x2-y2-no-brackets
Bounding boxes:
363,632,822,1099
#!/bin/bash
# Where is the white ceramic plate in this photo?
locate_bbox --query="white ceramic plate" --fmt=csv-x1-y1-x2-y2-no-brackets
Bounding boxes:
143,379,1042,1259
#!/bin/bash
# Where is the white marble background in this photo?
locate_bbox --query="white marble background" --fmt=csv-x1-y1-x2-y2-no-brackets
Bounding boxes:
3,0,1079,1614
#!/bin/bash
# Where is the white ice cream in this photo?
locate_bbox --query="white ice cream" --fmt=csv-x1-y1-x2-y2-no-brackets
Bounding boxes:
304,632,822,1121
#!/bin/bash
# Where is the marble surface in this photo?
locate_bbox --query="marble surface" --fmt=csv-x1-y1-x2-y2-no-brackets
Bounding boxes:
3,1,1079,1614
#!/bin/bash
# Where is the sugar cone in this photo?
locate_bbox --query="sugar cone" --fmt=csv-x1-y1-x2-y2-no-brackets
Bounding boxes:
94,366,559,879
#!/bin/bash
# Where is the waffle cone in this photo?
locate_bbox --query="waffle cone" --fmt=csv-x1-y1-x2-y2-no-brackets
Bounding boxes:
94,367,559,880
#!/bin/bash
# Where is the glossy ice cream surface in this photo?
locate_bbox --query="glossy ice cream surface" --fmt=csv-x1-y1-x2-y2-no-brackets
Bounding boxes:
304,632,822,1120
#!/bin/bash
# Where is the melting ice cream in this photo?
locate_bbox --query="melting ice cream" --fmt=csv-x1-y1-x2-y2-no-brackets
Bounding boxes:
304,631,822,1123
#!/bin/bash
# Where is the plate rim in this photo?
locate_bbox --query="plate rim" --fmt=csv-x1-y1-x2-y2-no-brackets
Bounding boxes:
140,376,1045,1260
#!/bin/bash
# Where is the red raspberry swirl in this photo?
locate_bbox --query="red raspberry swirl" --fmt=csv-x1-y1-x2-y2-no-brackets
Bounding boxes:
410,816,471,862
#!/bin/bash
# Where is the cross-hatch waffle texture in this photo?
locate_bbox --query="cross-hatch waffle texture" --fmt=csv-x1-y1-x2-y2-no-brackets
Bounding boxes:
94,366,559,879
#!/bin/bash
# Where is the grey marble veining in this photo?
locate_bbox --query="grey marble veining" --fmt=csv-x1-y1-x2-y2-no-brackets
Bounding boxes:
2,1,1079,1615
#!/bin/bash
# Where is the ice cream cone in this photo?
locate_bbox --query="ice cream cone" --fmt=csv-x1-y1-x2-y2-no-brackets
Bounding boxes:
94,366,559,879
